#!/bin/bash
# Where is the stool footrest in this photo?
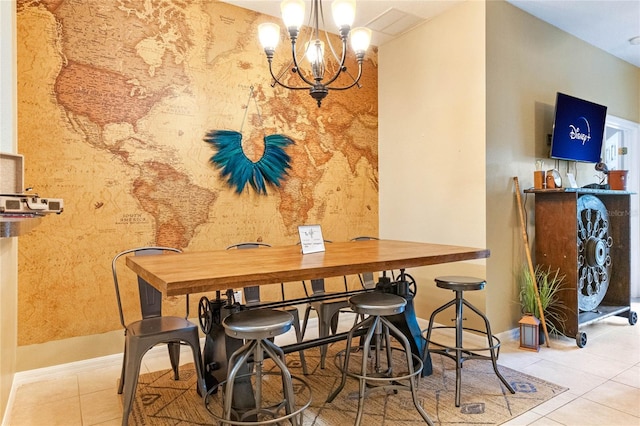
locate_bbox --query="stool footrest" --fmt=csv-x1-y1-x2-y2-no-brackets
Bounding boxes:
327,311,435,426
333,346,424,385
204,373,311,425
423,305,516,408
424,325,503,357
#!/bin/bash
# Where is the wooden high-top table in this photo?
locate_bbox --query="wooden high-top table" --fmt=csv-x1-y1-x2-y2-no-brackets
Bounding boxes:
126,239,490,391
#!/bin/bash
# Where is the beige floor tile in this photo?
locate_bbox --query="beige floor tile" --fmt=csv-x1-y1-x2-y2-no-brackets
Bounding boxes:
546,396,639,425
530,344,632,379
580,331,640,364
520,359,608,395
497,348,545,371
11,375,79,408
577,318,626,340
529,390,579,416
77,364,122,395
501,409,544,425
612,364,640,389
8,395,82,426
79,388,123,425
582,380,640,417
527,416,565,425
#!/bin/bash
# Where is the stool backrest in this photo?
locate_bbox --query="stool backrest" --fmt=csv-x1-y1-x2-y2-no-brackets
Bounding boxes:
351,236,379,289
226,242,271,304
298,239,348,295
112,246,182,328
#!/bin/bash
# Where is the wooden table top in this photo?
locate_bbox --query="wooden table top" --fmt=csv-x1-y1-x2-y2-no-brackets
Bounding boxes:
125,239,490,296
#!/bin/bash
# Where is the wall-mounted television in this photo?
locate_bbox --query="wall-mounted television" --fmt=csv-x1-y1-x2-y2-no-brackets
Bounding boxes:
550,92,608,163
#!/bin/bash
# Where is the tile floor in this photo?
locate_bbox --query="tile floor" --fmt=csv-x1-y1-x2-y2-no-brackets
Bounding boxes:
4,299,639,425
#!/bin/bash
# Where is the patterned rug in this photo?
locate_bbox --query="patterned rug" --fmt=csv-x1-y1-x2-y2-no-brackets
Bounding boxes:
127,343,566,425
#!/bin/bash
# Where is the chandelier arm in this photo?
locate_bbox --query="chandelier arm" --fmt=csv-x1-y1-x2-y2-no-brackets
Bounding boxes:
267,35,313,90
323,24,344,64
326,61,364,91
337,65,362,89
267,59,312,91
270,61,292,88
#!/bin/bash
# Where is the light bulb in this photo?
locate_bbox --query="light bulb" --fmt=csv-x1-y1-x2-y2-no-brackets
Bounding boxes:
305,39,325,65
332,0,356,29
281,0,305,31
258,23,280,51
350,27,371,54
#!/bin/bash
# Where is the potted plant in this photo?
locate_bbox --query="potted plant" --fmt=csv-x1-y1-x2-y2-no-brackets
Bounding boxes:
519,265,567,341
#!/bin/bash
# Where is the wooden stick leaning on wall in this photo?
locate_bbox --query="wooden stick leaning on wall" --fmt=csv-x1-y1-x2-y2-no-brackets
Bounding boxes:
513,177,551,347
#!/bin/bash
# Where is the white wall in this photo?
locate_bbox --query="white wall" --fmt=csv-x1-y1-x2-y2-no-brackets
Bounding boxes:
605,115,640,297
0,0,18,419
379,1,488,321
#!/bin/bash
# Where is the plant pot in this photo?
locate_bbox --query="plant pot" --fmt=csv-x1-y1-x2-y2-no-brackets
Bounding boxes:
608,170,628,190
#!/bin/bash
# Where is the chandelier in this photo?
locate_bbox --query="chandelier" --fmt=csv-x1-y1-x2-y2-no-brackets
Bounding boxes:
258,0,372,107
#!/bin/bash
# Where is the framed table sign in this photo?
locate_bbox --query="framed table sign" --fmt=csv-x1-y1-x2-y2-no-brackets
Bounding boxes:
298,224,325,254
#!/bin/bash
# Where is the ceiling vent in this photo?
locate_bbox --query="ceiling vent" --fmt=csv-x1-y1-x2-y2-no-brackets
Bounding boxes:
366,8,425,37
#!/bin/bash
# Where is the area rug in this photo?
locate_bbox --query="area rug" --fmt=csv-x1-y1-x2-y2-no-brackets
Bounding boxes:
126,344,566,425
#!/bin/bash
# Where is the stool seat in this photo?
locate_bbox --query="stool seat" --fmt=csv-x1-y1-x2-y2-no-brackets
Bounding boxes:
435,275,486,291
223,309,293,340
349,292,406,316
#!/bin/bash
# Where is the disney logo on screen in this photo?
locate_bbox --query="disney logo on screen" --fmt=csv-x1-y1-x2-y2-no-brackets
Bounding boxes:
568,116,592,145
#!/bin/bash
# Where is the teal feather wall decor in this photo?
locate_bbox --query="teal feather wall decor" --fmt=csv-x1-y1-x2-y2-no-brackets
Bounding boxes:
203,130,294,195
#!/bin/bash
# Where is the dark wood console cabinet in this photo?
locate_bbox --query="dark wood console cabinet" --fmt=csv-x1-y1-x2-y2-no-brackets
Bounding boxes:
524,188,637,347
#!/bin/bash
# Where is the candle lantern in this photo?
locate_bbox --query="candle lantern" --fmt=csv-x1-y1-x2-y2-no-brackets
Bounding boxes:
519,314,540,351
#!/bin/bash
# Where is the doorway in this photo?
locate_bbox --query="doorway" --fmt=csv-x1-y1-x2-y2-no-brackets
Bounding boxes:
605,115,639,298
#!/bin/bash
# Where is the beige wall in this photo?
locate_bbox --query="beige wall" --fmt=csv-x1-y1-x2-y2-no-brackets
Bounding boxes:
0,0,18,418
380,0,639,334
0,240,18,419
379,0,488,324
485,1,639,332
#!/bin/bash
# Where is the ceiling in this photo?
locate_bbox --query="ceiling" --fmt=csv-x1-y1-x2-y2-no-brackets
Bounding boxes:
222,0,640,68
507,0,640,68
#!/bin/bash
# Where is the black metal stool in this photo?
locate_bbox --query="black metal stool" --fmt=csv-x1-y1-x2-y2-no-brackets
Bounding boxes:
423,276,515,407
327,292,434,426
205,308,311,425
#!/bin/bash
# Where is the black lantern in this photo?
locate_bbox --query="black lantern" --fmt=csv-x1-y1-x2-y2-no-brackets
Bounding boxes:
519,314,540,352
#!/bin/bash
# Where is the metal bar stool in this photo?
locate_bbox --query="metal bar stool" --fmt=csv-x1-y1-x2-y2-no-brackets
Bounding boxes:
204,308,311,425
327,292,434,426
422,276,516,407
226,242,308,375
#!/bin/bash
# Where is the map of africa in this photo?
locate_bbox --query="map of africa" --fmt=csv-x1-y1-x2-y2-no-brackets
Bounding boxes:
16,0,378,346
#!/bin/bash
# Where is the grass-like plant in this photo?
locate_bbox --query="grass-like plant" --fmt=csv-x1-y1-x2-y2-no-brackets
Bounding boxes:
519,265,568,337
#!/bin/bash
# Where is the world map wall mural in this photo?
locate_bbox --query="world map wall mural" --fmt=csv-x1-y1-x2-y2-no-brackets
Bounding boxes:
16,0,378,347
